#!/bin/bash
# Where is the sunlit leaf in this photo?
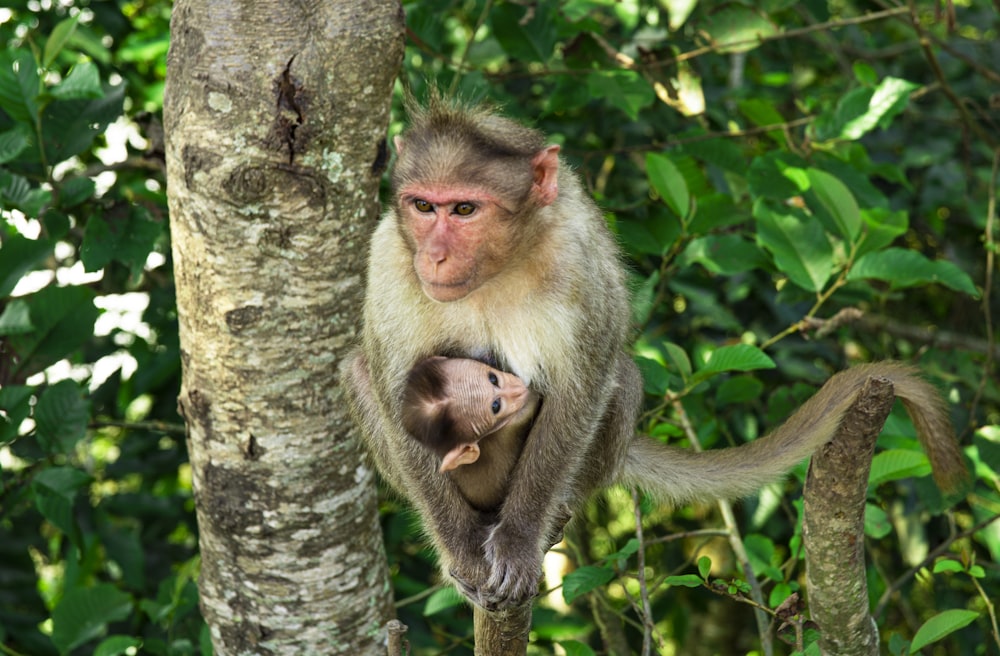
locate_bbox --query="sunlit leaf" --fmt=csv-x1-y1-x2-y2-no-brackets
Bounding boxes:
909,609,979,652
869,449,931,488
563,565,614,604
848,248,979,297
696,344,775,378
754,199,833,292
647,153,691,220
51,62,103,100
43,14,82,68
806,168,861,240
423,587,464,616
700,5,778,53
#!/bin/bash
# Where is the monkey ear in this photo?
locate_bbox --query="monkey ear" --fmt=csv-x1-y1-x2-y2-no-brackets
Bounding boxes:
531,145,561,207
440,443,480,472
393,135,405,156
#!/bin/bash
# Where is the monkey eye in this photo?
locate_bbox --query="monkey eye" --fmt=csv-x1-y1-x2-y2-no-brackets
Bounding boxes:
413,199,433,212
454,202,476,216
491,398,501,414
488,372,499,386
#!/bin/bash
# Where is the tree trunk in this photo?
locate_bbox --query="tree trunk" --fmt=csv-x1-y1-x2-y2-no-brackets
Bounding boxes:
164,3,404,654
803,376,894,656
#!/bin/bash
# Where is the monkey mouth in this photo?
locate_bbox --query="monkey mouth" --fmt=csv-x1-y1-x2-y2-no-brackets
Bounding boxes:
422,279,473,302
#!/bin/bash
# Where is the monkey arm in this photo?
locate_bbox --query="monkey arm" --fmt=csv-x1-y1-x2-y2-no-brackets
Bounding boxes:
618,362,968,506
476,351,638,609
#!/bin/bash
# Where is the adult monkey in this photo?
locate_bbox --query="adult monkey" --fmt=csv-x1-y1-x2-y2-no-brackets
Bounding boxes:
342,98,967,610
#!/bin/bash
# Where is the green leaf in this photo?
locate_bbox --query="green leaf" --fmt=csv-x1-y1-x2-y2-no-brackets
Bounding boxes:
94,636,142,656
51,61,103,100
0,50,35,122
491,3,558,63
44,15,82,68
0,126,31,164
663,342,692,380
716,375,764,406
700,4,778,54
57,176,96,209
606,538,640,563
646,153,691,220
687,194,743,234
869,449,931,488
664,574,704,588
696,344,775,379
619,211,681,256
562,565,615,604
31,465,91,545
0,299,34,336
856,208,908,258
864,503,891,539
754,199,833,292
848,248,979,297
6,285,100,378
738,99,787,147
51,584,133,653
747,151,808,200
680,235,766,275
587,71,655,121
682,136,746,174
41,81,125,161
557,640,596,656
422,586,464,616
0,234,55,298
817,77,919,142
35,380,90,454
932,559,964,574
0,384,33,444
697,556,711,580
909,609,979,652
81,208,163,279
805,169,861,240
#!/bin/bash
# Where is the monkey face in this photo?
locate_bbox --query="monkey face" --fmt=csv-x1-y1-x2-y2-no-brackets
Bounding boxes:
398,184,518,302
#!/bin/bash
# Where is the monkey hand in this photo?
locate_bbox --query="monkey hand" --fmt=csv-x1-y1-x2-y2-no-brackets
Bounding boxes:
478,524,544,610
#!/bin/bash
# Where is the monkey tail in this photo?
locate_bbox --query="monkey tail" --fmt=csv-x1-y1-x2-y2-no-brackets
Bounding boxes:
618,362,967,507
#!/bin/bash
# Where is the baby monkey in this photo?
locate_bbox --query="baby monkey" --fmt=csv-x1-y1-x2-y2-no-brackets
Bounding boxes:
401,356,540,513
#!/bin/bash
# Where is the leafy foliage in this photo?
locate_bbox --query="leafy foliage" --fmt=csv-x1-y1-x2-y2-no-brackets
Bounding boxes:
0,3,195,655
1,1,998,656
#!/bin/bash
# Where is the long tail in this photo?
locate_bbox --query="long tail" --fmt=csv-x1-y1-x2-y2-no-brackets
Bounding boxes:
618,362,967,507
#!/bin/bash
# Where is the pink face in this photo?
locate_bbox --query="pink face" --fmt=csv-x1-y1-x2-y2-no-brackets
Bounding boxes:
394,144,561,303
398,183,514,303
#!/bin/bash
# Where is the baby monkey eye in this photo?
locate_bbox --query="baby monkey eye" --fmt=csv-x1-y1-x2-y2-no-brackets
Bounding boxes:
488,372,499,386
413,199,433,212
454,202,476,216
491,398,501,414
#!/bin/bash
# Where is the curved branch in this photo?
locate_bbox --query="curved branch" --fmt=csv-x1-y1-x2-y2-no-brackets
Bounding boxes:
803,375,895,656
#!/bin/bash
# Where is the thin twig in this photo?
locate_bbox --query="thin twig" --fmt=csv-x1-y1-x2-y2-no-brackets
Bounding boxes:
968,148,999,429
631,488,654,656
670,398,774,656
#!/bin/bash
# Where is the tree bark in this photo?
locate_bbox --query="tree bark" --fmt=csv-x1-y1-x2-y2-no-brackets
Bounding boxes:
473,604,532,656
164,2,404,654
803,376,895,656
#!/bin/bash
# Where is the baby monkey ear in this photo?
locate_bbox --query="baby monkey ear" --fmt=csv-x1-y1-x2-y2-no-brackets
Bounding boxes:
440,442,481,472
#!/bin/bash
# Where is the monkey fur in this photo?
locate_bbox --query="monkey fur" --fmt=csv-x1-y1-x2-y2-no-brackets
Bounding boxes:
341,98,967,611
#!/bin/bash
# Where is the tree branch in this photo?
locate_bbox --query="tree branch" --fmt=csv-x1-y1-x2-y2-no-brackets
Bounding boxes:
803,375,895,656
